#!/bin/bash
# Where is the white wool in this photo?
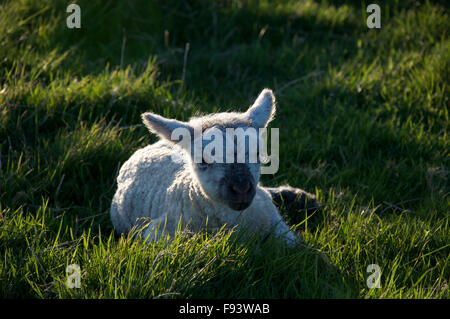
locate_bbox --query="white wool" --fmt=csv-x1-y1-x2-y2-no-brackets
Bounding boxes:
110,140,298,245
110,89,299,246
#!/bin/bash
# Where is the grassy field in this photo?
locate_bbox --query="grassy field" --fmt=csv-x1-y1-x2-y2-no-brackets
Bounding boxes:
0,0,448,298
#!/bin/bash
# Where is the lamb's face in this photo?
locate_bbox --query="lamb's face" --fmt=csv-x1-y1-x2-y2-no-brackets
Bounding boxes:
190,126,262,210
193,162,258,211
141,88,276,211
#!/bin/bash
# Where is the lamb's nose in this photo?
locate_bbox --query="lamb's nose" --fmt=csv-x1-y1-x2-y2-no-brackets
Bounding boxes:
231,182,251,195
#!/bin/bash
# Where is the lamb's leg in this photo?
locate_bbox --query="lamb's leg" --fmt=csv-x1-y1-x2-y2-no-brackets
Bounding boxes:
264,186,320,212
140,217,167,242
270,216,301,247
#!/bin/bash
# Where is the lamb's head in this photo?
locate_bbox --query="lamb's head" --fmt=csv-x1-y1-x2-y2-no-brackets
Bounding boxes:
141,89,276,211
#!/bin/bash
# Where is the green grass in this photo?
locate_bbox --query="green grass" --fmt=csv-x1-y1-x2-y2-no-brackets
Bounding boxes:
0,0,448,298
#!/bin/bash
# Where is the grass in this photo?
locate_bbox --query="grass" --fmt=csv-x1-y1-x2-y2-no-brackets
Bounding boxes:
0,0,448,298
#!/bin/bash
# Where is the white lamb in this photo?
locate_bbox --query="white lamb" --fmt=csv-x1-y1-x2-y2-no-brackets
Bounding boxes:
110,89,317,246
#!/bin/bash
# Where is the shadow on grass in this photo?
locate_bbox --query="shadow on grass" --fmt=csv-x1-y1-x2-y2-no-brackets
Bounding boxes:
182,231,357,298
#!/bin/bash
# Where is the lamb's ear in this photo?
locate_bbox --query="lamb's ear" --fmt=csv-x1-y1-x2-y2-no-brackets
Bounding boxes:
245,89,276,128
141,112,193,143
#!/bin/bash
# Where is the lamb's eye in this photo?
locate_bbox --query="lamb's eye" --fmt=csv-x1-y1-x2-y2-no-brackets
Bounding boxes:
253,149,260,162
197,161,210,170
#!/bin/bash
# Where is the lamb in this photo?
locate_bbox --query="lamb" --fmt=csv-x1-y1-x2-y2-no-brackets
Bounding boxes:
110,89,317,246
